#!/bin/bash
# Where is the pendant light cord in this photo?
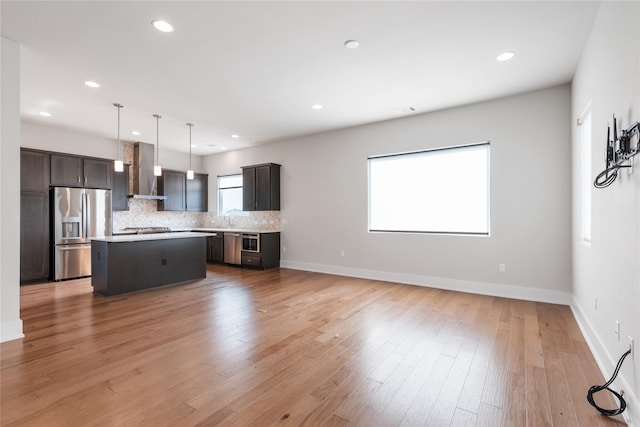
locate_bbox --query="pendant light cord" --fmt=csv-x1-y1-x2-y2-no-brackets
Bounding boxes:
187,123,193,169
114,103,123,161
153,114,161,165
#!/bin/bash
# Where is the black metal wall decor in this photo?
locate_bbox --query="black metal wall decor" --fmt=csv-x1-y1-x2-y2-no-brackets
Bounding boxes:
594,115,640,188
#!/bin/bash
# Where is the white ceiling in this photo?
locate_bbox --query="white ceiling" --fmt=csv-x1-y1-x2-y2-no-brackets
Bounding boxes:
1,1,600,156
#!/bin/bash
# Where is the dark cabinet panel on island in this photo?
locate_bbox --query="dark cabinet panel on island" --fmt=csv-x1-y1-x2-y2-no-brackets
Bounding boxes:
242,163,280,211
91,237,207,296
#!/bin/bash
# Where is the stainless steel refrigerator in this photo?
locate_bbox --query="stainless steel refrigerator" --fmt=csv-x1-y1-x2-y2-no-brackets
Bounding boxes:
52,187,112,280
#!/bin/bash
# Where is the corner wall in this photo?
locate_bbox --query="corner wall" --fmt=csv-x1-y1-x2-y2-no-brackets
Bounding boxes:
571,2,640,424
1,37,24,342
204,84,573,304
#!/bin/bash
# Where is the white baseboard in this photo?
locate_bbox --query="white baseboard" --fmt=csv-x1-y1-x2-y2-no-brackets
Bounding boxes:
0,318,24,343
571,298,638,426
280,260,572,305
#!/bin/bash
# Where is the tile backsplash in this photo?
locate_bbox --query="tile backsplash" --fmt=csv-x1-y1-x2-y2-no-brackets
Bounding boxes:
113,199,281,231
113,140,281,232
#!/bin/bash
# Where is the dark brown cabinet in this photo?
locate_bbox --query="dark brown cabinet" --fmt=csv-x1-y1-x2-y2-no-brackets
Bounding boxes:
158,170,208,212
186,173,208,212
157,170,186,211
242,163,280,211
241,232,280,269
50,154,82,186
112,165,130,211
84,158,112,189
50,154,111,189
206,233,224,264
21,150,50,192
92,237,207,296
20,149,50,283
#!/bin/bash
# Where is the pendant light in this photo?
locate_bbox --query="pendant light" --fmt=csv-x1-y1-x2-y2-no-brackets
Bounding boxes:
153,114,162,176
113,103,124,172
186,123,194,180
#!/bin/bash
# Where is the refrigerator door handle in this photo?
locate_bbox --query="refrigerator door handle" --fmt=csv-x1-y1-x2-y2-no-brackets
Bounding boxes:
57,244,92,251
81,192,87,240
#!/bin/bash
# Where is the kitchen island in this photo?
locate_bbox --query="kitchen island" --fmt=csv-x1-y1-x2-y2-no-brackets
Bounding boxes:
91,232,210,296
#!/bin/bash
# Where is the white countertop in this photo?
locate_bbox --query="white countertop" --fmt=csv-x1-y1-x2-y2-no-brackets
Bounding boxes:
192,228,280,234
92,232,213,243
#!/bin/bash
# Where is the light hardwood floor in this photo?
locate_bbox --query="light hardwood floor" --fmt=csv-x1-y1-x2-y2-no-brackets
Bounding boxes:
1,266,626,426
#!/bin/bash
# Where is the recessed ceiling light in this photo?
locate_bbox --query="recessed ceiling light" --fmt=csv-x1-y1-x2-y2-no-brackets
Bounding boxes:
152,20,174,33
220,147,227,150
131,131,141,136
191,144,198,147
84,81,100,88
496,51,515,62
312,104,323,110
231,134,239,139
393,106,417,115
39,111,52,117
344,40,359,49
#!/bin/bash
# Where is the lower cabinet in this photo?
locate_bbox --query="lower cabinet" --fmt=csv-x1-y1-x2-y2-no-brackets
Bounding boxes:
241,232,280,269
241,252,261,267
20,192,50,283
206,234,224,264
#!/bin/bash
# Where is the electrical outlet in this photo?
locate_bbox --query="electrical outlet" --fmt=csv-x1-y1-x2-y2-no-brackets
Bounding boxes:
629,336,634,357
615,320,620,340
499,264,506,272
340,250,345,258
282,246,287,253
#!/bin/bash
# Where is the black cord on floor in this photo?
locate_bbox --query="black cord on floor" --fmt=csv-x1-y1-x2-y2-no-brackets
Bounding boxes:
587,349,632,416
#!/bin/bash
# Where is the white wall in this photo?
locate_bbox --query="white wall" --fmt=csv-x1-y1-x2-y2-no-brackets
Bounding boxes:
1,37,24,342
21,121,204,173
571,1,640,423
205,85,573,303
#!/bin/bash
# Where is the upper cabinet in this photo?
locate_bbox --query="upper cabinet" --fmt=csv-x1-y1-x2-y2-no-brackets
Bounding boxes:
112,165,130,211
158,170,208,212
84,158,112,189
242,163,280,211
50,154,112,189
186,173,208,212
157,170,186,211
21,149,50,193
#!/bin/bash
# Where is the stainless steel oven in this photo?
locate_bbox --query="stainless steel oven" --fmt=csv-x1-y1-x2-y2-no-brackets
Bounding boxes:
241,233,260,252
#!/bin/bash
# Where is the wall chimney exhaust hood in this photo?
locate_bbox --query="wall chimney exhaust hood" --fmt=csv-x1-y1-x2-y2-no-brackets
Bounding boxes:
129,142,167,200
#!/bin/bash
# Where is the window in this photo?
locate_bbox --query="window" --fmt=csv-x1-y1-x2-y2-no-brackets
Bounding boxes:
217,174,243,215
578,103,592,245
368,142,490,235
